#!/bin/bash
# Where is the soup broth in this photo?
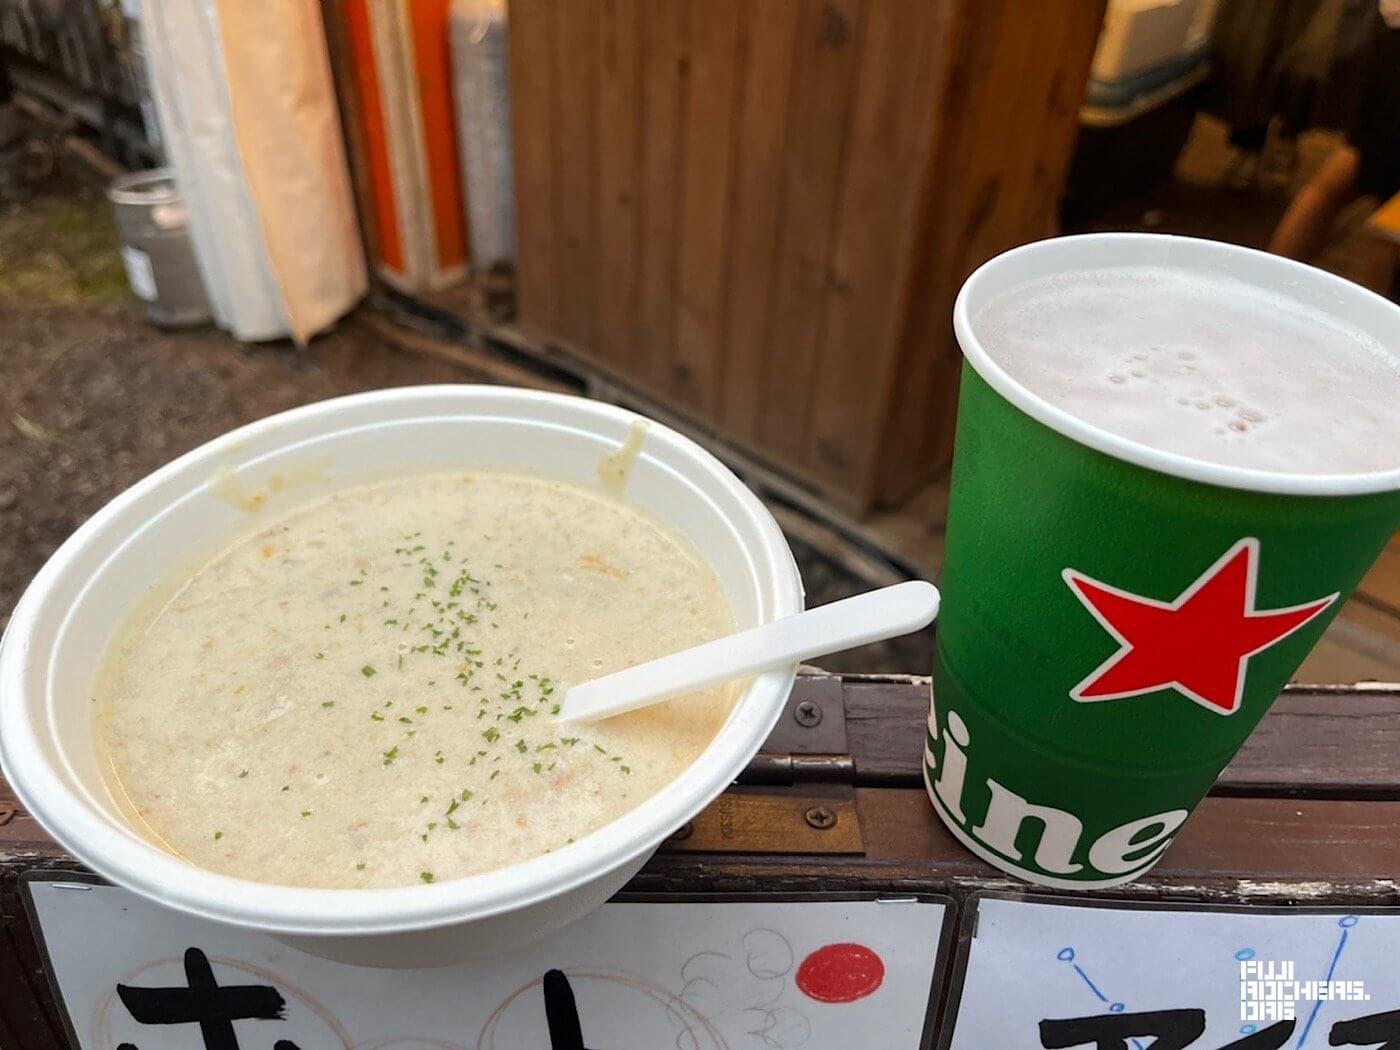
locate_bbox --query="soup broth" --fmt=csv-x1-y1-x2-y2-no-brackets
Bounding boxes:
95,472,737,888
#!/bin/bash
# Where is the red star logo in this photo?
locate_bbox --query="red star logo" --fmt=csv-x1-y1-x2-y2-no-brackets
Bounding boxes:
1062,538,1337,716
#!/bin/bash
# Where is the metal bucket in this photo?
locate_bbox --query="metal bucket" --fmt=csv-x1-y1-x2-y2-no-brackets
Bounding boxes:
107,168,210,328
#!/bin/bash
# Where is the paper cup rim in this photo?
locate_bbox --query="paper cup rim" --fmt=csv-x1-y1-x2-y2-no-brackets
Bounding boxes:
953,233,1400,497
0,385,804,936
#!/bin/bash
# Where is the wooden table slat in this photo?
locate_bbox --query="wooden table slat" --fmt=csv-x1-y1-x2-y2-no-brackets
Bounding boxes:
2,673,1399,1050
839,678,1400,798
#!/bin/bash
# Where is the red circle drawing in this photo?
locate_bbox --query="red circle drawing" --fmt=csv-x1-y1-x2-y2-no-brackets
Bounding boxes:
795,943,885,1003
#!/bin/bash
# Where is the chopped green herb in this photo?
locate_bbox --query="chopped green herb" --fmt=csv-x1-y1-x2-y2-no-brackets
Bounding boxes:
300,810,312,818
356,863,366,871
420,795,429,803
447,817,461,830
446,799,460,815
213,831,223,841
382,746,399,765
515,740,528,754
434,750,445,764
490,769,500,780
315,652,324,660
281,784,290,792
370,711,384,722
398,716,413,725
361,664,377,677
348,580,363,586
482,726,500,743
532,762,542,774
339,613,347,623
620,765,631,774
420,871,435,883
238,769,249,778
461,788,473,801
321,701,335,708
416,706,428,715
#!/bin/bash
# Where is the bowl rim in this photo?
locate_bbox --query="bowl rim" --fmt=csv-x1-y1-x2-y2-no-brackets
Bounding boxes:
0,385,804,936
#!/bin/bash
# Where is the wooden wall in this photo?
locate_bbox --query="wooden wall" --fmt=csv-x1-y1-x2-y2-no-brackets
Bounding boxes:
510,0,1105,514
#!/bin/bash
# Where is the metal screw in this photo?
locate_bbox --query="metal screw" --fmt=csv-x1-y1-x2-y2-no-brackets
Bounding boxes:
668,821,695,842
804,805,837,830
793,700,823,727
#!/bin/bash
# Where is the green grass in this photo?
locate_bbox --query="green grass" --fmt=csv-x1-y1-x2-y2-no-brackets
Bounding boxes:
0,193,134,306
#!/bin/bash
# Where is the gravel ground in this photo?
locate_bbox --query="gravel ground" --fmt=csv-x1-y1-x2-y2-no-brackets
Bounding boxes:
0,183,931,673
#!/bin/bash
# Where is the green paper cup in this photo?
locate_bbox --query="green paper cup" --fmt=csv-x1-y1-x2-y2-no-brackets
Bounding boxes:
926,234,1400,888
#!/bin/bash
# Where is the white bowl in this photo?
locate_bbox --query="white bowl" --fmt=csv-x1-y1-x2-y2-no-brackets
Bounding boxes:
0,386,804,966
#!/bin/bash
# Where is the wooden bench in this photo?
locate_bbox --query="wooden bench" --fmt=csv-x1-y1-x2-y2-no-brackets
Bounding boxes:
2,672,1398,1047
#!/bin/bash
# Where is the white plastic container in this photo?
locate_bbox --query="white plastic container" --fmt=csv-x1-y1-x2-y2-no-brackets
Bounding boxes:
0,387,804,967
1091,0,1217,83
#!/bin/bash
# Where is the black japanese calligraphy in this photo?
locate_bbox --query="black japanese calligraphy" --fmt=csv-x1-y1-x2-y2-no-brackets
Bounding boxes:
114,947,300,1050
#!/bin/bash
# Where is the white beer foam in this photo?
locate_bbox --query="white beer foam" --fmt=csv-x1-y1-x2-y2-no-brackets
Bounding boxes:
975,266,1400,475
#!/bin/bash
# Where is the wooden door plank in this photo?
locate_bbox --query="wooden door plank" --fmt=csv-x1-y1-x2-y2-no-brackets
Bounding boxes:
755,0,866,468
1010,0,1102,241
909,2,1042,476
875,0,1105,506
983,2,1077,251
551,0,601,350
507,0,557,329
875,4,1005,507
596,0,641,366
719,1,802,441
669,0,743,416
870,9,984,507
800,0,947,501
633,0,689,389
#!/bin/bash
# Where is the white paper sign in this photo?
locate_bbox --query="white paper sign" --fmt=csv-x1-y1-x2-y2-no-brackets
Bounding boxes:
945,897,1399,1050
29,881,947,1050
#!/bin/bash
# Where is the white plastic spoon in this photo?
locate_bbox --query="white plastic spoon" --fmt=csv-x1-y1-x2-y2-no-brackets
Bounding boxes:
555,580,940,724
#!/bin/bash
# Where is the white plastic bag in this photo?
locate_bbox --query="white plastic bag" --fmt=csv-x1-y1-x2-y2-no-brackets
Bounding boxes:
138,0,366,342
